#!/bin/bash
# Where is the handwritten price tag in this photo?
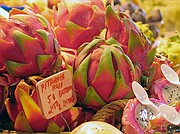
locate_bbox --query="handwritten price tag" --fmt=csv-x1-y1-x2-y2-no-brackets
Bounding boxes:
36,70,77,119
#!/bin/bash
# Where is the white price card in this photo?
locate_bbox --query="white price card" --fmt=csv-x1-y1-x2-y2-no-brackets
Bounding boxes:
36,70,77,119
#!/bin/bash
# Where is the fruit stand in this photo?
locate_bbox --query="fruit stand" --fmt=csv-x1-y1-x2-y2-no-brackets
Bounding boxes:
0,0,180,133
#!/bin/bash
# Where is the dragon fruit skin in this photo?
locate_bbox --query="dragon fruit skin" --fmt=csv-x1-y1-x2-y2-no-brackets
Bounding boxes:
60,47,77,72
4,76,84,132
122,98,165,134
146,116,168,133
53,0,106,49
0,86,5,114
0,74,20,115
25,3,54,23
148,54,173,86
0,7,60,78
5,78,51,132
105,5,156,72
150,78,180,104
73,37,139,110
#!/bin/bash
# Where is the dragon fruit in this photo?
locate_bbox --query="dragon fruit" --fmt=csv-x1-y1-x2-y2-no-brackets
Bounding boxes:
0,7,60,78
4,76,84,132
73,37,139,110
122,98,165,134
105,5,156,72
52,0,106,49
73,5,156,110
0,74,19,115
146,101,180,133
25,0,48,12
25,3,54,23
150,78,180,104
60,47,77,72
148,54,173,86
48,0,61,8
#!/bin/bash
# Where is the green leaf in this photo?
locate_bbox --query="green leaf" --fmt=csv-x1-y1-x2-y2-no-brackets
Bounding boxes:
6,61,26,77
106,5,120,27
37,55,53,71
36,29,50,49
123,53,135,76
128,29,144,55
84,86,106,106
36,14,49,28
14,111,33,132
146,46,157,67
66,20,89,42
105,37,119,46
109,47,134,99
13,30,36,53
93,46,115,82
46,120,62,133
54,39,60,54
109,70,129,99
74,54,91,88
76,38,103,65
17,88,42,121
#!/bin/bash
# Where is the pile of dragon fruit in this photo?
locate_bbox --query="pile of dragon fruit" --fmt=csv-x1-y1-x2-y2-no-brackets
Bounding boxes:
0,0,179,133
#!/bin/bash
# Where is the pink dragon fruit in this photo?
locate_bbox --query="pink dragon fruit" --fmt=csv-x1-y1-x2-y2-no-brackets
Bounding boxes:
148,54,173,86
146,101,180,133
60,47,77,72
73,5,156,110
150,78,180,104
73,37,139,110
0,7,60,78
52,0,106,49
5,76,84,132
105,5,156,72
122,98,165,134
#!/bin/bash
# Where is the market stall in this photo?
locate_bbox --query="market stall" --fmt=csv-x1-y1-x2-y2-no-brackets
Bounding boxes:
0,0,179,133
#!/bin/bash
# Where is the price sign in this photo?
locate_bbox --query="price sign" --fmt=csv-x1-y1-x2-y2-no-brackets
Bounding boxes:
36,70,77,119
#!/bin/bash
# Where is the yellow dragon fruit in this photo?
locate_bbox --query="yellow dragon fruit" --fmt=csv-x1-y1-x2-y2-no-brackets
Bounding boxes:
53,0,106,49
0,7,61,78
